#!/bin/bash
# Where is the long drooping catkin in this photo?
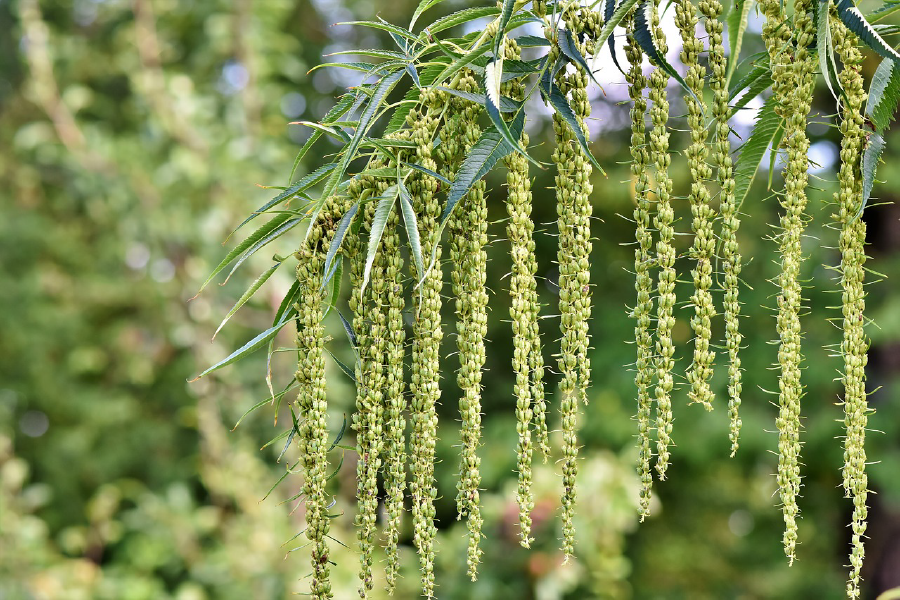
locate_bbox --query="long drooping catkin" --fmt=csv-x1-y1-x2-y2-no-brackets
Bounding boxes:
553,7,594,561
408,90,444,598
701,0,743,455
294,195,346,600
831,17,870,599
760,0,816,563
676,0,716,410
501,38,544,549
625,16,654,522
348,178,387,598
442,69,487,579
648,3,675,480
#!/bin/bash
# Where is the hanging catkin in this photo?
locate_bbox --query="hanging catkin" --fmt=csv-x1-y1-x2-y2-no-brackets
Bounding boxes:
760,0,816,562
831,16,870,599
701,0,743,455
500,38,544,549
676,0,716,410
348,177,388,598
553,6,594,561
381,179,407,596
441,69,487,578
408,90,445,598
648,2,676,480
294,194,346,600
625,16,655,521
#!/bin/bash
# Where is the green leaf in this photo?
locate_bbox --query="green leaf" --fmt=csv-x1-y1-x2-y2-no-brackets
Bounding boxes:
444,110,526,223
634,0,700,104
232,382,296,431
213,261,283,340
870,0,900,22
327,48,410,61
558,27,604,90
337,20,416,42
338,310,358,350
291,121,351,143
233,163,338,236
327,348,357,383
277,420,297,463
733,94,784,209
725,0,753,90
425,6,499,35
860,128,885,218
593,0,641,55
410,0,450,30
273,280,301,328
322,256,343,319
516,34,551,47
604,0,626,75
322,201,359,290
836,0,900,62
817,0,842,102
436,86,522,112
398,180,424,278
222,218,301,286
484,58,540,167
866,57,900,133
402,161,453,186
311,68,406,244
288,92,355,183
197,214,294,295
361,184,399,294
192,318,295,381
494,0,517,58
539,67,606,175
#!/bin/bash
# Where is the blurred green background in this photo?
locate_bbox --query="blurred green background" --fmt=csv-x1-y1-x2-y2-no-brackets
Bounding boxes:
2,0,900,598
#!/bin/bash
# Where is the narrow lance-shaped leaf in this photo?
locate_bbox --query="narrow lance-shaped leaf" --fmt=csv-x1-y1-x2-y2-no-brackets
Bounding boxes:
322,201,359,290
634,0,700,104
559,27,606,90
361,184,399,294
191,317,296,381
603,0,626,75
336,20,416,42
421,5,498,35
485,58,541,167
593,0,642,55
725,0,753,89
494,0,517,58
398,179,424,278
222,218,301,285
539,66,606,175
288,92,355,183
232,162,338,236
859,129,885,219
817,0,842,102
402,161,453,186
866,57,900,133
733,94,784,209
836,0,900,62
196,213,294,296
310,68,405,244
410,0,449,30
322,256,343,319
213,261,283,340
436,86,523,112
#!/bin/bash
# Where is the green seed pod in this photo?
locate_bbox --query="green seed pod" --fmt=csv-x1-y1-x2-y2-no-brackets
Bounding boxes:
831,17,870,599
701,0,743,455
554,7,594,561
440,68,487,578
759,0,817,563
648,2,675,481
676,0,716,410
294,194,347,600
625,16,654,521
500,38,546,548
407,89,445,598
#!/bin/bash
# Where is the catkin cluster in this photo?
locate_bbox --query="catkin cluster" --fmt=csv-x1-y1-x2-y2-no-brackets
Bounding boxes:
553,6,594,561
348,176,388,598
676,0,716,410
441,69,488,578
760,0,817,563
648,2,676,481
294,194,347,600
831,17,870,599
408,90,445,598
500,38,546,549
625,17,655,521
701,0,743,455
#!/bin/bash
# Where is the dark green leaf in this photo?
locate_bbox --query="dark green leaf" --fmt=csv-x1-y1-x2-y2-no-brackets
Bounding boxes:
222,217,301,285
402,161,453,186
398,179,425,278
593,0,641,53
338,310,358,350
410,0,450,30
559,27,604,90
485,58,540,167
836,0,900,62
494,0,517,58
539,68,606,175
426,6,499,35
322,202,359,290
634,0,700,104
213,261,283,340
817,0,842,102
361,184,399,294
725,0,753,89
733,94,783,209
516,34,551,47
327,348,357,383
436,86,522,112
604,0,626,75
860,129,885,217
866,57,900,133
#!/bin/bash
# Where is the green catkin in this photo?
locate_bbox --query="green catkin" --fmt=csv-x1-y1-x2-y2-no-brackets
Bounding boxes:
760,0,816,562
348,178,388,598
501,38,543,549
382,201,407,595
648,3,675,480
700,0,743,455
441,70,487,578
408,90,444,598
831,18,870,599
294,194,345,600
676,0,716,410
553,7,594,561
625,17,654,521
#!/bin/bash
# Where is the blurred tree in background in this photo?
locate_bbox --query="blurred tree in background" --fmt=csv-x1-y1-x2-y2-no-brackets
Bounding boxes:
2,0,900,598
